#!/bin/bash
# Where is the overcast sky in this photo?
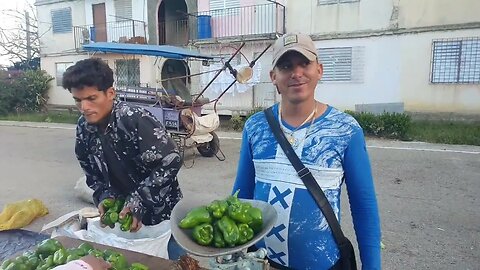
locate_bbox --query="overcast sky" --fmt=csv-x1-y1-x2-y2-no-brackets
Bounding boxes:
0,0,34,66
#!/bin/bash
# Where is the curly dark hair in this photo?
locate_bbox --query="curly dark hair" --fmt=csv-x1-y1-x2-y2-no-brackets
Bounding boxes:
62,58,114,92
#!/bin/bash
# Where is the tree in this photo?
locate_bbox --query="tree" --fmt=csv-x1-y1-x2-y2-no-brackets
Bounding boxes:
0,2,46,70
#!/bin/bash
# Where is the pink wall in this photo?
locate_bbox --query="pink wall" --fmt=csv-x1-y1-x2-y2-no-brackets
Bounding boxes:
197,0,284,38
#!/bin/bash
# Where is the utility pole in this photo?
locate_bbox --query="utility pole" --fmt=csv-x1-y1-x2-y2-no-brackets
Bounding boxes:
26,11,31,62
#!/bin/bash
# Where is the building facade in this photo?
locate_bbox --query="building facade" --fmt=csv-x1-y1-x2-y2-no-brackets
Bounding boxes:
35,0,479,116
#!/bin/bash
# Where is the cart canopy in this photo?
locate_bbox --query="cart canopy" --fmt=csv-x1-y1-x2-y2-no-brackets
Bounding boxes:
83,42,213,60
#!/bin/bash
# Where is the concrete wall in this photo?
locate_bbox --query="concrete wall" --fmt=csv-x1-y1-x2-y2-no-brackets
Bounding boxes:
37,0,86,55
287,0,394,34
314,29,480,114
399,29,480,114
146,0,197,45
314,36,402,111
41,54,88,105
397,0,480,28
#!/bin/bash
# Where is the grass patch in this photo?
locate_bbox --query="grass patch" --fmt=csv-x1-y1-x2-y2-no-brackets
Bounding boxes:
409,121,480,146
0,111,80,124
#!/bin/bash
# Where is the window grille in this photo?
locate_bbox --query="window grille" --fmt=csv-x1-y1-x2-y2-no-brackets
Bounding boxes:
431,37,480,84
115,59,140,87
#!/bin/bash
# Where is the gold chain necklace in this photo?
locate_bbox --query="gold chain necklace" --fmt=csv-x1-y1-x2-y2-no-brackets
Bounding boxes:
278,103,317,148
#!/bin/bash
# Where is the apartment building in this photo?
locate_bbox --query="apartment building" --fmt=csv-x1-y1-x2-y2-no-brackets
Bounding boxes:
35,0,479,116
288,0,480,115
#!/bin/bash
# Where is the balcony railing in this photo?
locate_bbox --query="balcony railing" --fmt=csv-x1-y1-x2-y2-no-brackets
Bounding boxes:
158,20,189,46
158,2,285,45
73,20,146,51
194,3,285,40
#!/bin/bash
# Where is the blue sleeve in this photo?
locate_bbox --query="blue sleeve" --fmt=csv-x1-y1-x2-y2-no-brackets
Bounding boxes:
232,128,256,199
343,128,381,270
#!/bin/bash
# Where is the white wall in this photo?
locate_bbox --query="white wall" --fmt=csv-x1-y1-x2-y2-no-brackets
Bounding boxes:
41,54,89,105
288,0,393,34
314,36,402,111
398,0,480,29
37,0,86,55
399,29,480,114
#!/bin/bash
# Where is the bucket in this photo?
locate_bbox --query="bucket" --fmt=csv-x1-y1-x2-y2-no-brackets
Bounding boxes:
197,15,212,39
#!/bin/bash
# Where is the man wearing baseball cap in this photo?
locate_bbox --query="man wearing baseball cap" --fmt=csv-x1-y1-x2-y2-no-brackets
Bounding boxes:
232,33,381,269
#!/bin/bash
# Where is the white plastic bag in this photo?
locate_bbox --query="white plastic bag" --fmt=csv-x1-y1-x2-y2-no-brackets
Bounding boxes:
74,176,94,204
76,217,171,258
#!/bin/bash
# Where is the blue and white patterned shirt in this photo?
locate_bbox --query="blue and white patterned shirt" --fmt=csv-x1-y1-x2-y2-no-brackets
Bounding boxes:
233,103,381,269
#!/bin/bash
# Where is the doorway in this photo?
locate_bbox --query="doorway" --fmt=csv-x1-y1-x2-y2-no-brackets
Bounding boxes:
92,3,107,42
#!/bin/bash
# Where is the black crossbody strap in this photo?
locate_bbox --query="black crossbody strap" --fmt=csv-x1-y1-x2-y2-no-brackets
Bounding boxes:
264,107,349,247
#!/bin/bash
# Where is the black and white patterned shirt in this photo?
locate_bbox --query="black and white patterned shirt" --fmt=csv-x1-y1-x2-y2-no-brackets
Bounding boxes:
75,101,183,225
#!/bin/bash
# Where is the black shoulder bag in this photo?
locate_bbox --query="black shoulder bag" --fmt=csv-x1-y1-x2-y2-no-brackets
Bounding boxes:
264,107,357,270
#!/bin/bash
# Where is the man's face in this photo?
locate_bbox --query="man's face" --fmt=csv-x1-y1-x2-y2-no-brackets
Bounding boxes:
71,86,115,125
270,51,323,104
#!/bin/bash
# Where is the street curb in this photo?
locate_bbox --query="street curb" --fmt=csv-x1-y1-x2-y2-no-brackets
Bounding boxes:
1,121,478,153
0,120,243,139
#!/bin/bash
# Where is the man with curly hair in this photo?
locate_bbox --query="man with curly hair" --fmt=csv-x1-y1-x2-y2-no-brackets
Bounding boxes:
62,58,183,234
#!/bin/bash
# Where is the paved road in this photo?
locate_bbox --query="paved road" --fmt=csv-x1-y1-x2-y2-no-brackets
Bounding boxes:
0,121,479,269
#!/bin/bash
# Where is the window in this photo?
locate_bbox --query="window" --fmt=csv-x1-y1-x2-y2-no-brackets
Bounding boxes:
51,8,72,33
430,37,480,84
209,0,240,16
318,0,359,5
55,62,73,86
114,0,132,21
317,46,364,83
115,59,140,87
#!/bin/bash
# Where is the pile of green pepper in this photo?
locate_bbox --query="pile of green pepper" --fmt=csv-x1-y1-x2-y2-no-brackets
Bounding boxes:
101,198,133,232
0,239,149,270
179,191,263,248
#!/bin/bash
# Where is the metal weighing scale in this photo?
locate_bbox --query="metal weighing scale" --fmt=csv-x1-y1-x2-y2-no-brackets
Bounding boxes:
171,198,278,270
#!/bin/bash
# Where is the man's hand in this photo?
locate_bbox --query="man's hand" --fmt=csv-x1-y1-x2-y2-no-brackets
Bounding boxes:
80,255,111,270
119,206,143,232
98,202,107,228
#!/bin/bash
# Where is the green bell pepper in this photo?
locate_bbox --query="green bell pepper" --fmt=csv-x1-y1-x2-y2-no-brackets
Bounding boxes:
237,223,254,244
36,239,63,257
78,243,94,255
101,211,117,228
192,223,214,246
179,207,212,229
1,259,14,269
106,253,128,270
111,198,125,213
88,249,104,258
247,207,263,233
40,255,54,269
217,216,239,247
4,262,29,270
213,221,226,248
226,190,241,206
207,200,228,219
53,248,68,265
129,262,149,270
66,248,86,257
102,249,117,260
66,254,81,263
120,213,133,232
101,198,116,209
227,202,252,224
25,255,40,269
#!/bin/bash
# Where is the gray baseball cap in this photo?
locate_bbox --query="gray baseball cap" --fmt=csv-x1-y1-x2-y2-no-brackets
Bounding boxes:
272,33,318,67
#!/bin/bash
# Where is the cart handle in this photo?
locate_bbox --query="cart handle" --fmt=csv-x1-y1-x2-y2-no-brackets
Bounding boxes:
212,43,272,112
193,42,246,103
